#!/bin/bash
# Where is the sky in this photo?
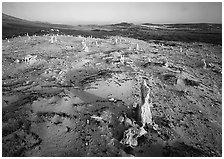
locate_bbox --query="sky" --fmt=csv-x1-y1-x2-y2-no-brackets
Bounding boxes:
2,2,222,25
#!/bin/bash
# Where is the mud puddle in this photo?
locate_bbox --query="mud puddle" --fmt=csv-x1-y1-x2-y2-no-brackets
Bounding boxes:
84,73,135,105
27,85,133,156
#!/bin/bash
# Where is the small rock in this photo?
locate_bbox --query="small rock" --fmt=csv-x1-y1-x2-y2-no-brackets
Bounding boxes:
133,102,138,108
109,98,116,102
118,116,125,123
15,59,20,63
58,71,64,75
91,115,103,122
65,126,71,132
120,127,138,147
138,127,147,136
124,117,133,127
152,123,159,131
51,115,61,125
24,54,38,65
63,97,69,101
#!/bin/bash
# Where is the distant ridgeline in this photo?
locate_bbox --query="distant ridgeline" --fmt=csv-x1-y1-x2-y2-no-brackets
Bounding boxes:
2,13,222,45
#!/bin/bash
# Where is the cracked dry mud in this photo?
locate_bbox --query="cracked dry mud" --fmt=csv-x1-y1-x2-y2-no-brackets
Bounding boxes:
2,34,222,157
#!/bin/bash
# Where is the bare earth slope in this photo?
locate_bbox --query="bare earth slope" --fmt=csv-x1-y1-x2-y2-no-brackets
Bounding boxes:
2,33,222,156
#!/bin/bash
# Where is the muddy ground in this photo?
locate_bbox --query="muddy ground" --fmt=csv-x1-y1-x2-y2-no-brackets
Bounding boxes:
2,34,222,157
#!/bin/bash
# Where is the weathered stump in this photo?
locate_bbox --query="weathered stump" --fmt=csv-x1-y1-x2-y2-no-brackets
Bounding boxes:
138,80,153,127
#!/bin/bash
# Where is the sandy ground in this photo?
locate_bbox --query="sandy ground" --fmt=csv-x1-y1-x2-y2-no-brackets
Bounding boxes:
2,34,222,156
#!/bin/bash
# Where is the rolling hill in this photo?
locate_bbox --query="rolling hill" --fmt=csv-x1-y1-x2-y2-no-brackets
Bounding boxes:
2,13,222,45
2,13,75,38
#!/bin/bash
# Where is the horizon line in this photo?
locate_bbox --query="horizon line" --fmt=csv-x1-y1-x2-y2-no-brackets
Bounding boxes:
3,12,222,26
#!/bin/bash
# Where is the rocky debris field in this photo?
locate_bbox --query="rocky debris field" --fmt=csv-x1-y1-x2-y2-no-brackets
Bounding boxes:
2,33,222,157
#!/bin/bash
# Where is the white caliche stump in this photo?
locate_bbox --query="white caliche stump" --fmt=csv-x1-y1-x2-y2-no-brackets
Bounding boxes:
120,80,152,147
95,41,99,46
115,38,118,45
26,33,30,40
164,61,169,68
50,35,57,44
136,43,140,51
50,36,54,43
180,47,183,53
81,40,86,46
120,55,125,65
81,40,89,52
84,46,89,52
138,80,153,127
24,55,38,65
54,35,57,42
202,59,207,69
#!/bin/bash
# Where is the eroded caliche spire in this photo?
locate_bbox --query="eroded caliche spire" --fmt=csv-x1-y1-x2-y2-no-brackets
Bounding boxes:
139,80,153,127
120,79,152,147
